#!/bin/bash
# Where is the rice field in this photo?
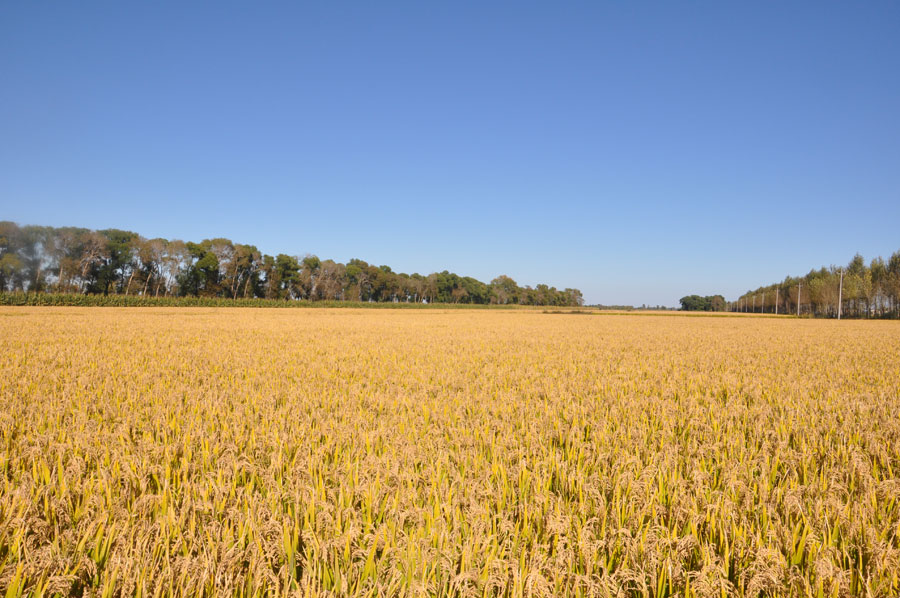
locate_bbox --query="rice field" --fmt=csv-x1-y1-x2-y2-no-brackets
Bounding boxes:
1,308,899,597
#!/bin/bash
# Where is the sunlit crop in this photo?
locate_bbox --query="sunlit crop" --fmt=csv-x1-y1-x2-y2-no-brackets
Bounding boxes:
1,308,898,597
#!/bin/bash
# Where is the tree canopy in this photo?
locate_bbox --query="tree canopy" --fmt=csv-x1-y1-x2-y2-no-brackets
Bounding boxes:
731,251,900,318
679,295,726,312
0,221,584,307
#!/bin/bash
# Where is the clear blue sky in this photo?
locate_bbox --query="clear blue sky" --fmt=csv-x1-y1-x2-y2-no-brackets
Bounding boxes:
2,3,898,306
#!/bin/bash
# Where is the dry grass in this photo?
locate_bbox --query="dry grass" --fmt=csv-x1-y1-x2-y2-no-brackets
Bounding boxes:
1,308,898,597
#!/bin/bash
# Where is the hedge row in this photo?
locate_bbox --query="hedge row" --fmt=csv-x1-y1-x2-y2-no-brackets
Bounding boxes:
0,292,522,309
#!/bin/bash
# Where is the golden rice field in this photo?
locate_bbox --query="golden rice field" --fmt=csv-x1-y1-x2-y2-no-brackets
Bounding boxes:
1,308,899,598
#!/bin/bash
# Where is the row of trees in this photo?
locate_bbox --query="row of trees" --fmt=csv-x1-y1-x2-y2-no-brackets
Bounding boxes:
0,222,584,306
732,251,900,318
679,294,726,312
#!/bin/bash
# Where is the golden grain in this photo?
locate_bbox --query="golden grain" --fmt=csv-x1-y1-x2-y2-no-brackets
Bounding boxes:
1,308,898,597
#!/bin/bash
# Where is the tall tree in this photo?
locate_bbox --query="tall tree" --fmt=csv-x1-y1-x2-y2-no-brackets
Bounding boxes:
0,222,24,291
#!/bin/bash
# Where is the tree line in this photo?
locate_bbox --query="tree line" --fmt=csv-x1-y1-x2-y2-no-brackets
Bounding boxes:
0,222,584,306
732,251,900,318
679,295,726,312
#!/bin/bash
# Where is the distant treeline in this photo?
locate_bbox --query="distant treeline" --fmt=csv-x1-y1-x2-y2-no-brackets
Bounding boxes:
0,221,583,306
733,251,900,318
679,295,726,312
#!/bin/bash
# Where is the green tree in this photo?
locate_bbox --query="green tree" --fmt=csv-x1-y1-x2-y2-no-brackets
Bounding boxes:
0,222,24,291
490,275,519,304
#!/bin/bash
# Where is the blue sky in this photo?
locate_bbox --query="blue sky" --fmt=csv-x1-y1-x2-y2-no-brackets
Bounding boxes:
1,2,898,306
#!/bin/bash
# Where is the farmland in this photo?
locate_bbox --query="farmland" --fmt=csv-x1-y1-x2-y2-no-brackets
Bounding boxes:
1,308,899,597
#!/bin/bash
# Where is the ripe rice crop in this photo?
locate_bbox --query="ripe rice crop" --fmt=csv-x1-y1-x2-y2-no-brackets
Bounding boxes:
1,308,898,597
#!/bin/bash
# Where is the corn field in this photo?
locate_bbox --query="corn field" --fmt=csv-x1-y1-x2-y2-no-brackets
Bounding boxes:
1,308,898,597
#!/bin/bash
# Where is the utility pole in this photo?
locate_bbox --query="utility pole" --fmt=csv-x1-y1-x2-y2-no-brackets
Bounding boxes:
797,282,801,317
838,268,843,320
775,287,779,315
